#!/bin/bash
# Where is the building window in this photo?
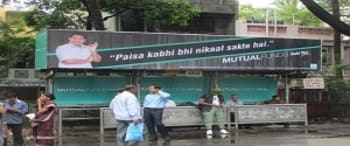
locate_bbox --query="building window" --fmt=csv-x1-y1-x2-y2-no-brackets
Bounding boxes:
322,46,332,65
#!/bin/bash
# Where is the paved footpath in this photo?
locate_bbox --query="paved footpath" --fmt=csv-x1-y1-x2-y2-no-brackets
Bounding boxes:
19,123,350,146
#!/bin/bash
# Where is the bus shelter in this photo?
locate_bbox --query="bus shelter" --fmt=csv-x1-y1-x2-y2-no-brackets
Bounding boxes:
35,30,321,135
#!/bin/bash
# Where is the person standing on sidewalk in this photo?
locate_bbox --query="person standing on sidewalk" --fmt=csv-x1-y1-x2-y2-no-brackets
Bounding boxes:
4,92,28,146
0,103,7,146
110,85,142,146
143,85,171,141
27,93,57,146
199,88,229,138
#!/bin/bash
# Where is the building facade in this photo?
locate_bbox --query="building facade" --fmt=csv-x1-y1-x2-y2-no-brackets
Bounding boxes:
235,20,350,118
109,0,238,35
236,20,350,78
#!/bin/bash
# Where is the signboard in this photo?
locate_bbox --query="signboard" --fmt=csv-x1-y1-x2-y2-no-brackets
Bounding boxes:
53,77,129,106
35,30,322,71
140,76,208,104
219,76,277,102
303,78,325,89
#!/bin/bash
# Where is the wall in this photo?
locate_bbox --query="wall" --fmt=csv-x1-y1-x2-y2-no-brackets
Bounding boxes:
190,0,237,14
116,0,238,35
235,21,334,40
236,21,350,79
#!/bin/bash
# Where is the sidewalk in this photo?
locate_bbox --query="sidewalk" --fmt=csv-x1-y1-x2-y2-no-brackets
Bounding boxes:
20,123,350,146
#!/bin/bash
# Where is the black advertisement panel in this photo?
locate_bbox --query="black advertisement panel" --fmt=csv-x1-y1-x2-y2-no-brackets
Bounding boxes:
41,30,321,71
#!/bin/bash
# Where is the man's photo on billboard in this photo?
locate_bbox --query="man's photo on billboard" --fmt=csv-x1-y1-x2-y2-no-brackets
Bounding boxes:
55,32,102,68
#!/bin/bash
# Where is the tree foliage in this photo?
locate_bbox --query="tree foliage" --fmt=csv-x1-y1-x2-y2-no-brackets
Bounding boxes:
25,0,200,30
300,0,350,36
143,0,200,27
315,0,350,19
274,0,323,27
300,0,349,79
24,0,89,30
327,64,350,104
300,0,350,105
238,5,265,21
238,1,323,27
0,21,35,77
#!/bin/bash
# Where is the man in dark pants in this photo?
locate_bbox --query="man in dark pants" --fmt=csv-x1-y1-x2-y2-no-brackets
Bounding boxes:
143,85,171,141
4,92,28,146
109,85,142,146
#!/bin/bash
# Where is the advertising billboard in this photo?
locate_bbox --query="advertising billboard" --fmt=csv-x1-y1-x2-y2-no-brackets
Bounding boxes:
36,30,322,71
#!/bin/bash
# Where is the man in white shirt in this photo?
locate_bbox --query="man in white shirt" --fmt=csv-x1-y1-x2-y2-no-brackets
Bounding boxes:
56,33,101,68
165,100,176,107
226,94,243,109
226,94,243,123
109,85,142,146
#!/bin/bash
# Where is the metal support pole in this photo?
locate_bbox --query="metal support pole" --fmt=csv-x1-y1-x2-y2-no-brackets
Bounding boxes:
285,74,290,104
100,108,104,135
58,108,63,136
304,104,309,127
136,71,141,100
235,106,239,130
265,8,269,36
274,9,277,36
47,70,54,94
58,135,62,146
227,106,231,129
304,104,309,134
214,71,219,88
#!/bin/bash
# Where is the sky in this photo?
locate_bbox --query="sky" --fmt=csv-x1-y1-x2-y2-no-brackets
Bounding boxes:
238,0,276,8
0,0,30,10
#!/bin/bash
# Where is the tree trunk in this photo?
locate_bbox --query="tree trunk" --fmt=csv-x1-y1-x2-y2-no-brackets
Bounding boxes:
300,0,350,36
88,0,105,30
86,15,93,30
81,0,105,30
331,0,343,78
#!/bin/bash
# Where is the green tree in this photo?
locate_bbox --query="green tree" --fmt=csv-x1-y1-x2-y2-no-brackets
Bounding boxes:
275,0,323,27
142,0,200,27
315,0,350,19
300,0,350,109
274,0,299,24
238,5,265,21
296,8,324,26
238,2,323,27
0,21,35,77
25,0,94,30
25,0,200,31
300,0,350,80
300,0,350,36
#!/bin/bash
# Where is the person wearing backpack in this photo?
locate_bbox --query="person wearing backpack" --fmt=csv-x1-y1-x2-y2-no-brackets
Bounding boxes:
198,88,230,138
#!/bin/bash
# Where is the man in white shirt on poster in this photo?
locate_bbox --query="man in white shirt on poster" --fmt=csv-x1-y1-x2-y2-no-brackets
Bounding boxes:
56,33,101,68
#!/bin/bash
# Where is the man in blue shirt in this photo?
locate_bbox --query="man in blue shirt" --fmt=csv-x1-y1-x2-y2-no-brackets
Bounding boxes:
110,85,142,146
4,92,28,146
143,85,171,141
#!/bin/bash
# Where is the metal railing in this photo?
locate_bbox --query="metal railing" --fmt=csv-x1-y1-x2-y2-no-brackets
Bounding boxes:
99,104,308,134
